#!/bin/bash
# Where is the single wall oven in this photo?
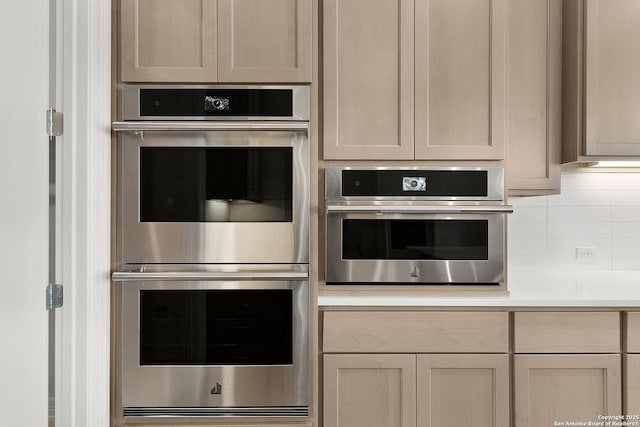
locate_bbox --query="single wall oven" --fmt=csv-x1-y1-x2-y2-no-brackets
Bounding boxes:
113,86,310,417
114,264,309,417
117,85,309,265
325,167,512,284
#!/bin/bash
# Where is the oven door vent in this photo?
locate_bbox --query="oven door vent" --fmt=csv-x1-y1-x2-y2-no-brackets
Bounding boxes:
123,406,309,417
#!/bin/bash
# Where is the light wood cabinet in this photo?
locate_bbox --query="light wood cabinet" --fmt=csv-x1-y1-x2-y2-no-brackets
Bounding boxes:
323,311,509,353
120,0,311,83
626,312,640,353
563,0,640,160
626,355,640,414
507,0,561,195
514,355,622,427
322,311,509,427
322,0,414,160
513,312,622,425
323,354,417,427
121,0,218,82
322,353,509,427
321,309,634,427
413,0,506,161
626,313,640,413
513,311,620,353
417,354,509,427
323,0,506,160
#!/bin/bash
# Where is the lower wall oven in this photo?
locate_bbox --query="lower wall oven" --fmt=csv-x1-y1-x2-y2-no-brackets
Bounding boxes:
114,264,309,417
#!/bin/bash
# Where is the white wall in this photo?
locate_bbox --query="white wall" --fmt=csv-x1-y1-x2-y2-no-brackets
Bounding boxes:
0,1,50,426
508,171,640,272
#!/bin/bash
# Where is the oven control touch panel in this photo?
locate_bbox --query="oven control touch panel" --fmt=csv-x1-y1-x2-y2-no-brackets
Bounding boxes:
339,169,490,198
402,176,426,192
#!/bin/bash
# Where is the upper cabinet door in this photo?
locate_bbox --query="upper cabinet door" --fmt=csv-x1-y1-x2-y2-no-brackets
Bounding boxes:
121,0,218,82
323,0,415,160
217,0,312,82
506,0,561,195
414,0,506,160
584,0,640,155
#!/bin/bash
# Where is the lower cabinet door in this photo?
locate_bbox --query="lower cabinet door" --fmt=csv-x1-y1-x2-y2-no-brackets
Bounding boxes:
627,355,640,414
514,355,622,427
416,354,509,427
323,354,417,427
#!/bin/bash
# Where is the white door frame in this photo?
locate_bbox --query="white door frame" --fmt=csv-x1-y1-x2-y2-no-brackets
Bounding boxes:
58,0,111,425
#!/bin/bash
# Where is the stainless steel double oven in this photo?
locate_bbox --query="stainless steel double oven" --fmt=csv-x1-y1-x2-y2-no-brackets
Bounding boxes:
113,86,310,417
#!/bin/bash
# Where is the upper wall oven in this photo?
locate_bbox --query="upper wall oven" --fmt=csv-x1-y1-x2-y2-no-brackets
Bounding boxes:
115,86,310,265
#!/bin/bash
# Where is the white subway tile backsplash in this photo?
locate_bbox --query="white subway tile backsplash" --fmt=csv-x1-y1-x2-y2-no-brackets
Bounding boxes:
548,207,611,223
547,222,611,239
508,254,547,272
560,172,613,191
547,250,612,271
509,238,548,255
612,223,640,239
509,206,547,223
508,222,547,239
612,207,640,222
612,253,640,270
547,190,611,207
507,171,640,273
547,238,611,254
612,239,640,253
509,196,548,207
612,191,640,206
604,173,640,190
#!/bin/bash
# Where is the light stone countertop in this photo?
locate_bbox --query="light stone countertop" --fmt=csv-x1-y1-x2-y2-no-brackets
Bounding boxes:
317,271,640,307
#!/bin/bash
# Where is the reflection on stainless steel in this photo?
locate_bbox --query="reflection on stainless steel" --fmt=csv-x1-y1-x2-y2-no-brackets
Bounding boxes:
113,263,309,282
325,204,514,214
123,407,309,417
325,167,511,284
120,129,309,264
120,269,309,415
112,121,310,132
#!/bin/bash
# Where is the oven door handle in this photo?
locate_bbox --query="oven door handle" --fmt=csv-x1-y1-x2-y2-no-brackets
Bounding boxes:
325,204,514,214
112,271,309,282
112,121,309,132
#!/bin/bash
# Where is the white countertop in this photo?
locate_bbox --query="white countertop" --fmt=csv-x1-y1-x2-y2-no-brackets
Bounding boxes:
318,271,640,307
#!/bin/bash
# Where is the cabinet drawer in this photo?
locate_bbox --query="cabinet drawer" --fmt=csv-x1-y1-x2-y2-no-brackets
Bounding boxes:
514,312,620,353
627,312,640,353
323,311,508,353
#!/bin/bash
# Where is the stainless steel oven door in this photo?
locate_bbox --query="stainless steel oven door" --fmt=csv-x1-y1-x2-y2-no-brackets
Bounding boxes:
119,267,309,417
326,207,507,284
120,127,309,264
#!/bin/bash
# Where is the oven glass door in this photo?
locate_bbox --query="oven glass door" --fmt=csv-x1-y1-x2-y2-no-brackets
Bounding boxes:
326,212,505,284
139,289,293,365
139,147,293,223
121,279,309,413
121,129,309,264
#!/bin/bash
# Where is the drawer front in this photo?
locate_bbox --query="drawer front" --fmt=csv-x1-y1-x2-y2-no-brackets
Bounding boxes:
627,312,640,353
323,311,509,353
514,312,620,353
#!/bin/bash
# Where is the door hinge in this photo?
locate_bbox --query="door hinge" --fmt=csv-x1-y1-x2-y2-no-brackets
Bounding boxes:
46,283,63,310
46,107,63,137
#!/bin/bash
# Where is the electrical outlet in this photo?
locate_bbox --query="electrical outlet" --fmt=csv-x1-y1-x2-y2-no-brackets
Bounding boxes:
576,246,597,263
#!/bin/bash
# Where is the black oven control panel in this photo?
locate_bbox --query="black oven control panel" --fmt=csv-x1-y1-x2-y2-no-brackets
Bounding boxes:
341,169,488,197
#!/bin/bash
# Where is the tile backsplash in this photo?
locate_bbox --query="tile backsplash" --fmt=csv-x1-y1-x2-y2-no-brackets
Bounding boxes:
508,171,640,272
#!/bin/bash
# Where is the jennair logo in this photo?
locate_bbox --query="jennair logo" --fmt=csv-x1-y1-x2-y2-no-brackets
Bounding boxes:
210,381,222,395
